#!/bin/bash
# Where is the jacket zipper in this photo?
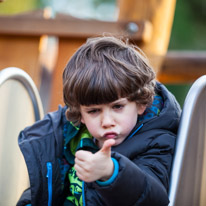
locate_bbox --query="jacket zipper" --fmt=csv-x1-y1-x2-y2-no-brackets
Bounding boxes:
82,181,86,206
46,162,52,206
127,123,143,139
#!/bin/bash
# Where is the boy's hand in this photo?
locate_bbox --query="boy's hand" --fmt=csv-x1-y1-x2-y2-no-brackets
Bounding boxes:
74,139,115,182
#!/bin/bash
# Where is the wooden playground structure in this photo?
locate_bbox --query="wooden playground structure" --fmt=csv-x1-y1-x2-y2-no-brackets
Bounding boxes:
0,0,206,112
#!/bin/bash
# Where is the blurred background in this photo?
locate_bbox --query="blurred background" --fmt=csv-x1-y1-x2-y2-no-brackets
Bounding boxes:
0,0,205,49
0,0,206,109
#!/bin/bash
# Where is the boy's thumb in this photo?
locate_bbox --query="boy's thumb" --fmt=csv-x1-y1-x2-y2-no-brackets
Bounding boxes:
100,139,115,154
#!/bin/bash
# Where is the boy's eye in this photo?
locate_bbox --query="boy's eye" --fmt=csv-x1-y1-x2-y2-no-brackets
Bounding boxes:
113,104,124,110
87,109,99,114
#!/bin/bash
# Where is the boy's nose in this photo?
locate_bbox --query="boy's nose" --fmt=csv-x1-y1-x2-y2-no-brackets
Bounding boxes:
101,112,115,128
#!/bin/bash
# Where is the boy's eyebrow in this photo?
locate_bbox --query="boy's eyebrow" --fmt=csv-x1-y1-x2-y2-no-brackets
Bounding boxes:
112,98,127,104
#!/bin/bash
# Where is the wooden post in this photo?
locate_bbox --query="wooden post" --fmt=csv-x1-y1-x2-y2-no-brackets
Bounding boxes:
0,35,41,85
118,0,176,73
49,37,86,110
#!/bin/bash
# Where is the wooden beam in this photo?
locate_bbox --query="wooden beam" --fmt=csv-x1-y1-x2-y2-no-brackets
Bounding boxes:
0,10,150,42
158,51,206,83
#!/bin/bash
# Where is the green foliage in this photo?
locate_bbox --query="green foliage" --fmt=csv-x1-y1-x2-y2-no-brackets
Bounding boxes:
169,0,206,50
0,0,41,14
165,84,191,108
188,0,206,21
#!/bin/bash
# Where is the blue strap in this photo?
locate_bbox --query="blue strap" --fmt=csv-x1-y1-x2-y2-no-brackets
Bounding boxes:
96,158,119,186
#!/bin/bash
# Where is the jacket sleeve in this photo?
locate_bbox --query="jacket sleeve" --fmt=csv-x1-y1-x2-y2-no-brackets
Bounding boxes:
16,188,31,206
92,132,175,206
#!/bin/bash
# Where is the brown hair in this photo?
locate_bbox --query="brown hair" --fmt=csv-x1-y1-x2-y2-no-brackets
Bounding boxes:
63,36,156,125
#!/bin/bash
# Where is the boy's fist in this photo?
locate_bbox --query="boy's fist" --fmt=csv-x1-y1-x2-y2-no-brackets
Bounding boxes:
74,139,115,182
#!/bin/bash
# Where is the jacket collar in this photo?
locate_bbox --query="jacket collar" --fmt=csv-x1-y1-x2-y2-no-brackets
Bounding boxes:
63,122,98,165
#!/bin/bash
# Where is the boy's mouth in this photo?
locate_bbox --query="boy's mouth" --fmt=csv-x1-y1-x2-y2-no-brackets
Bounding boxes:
103,132,118,139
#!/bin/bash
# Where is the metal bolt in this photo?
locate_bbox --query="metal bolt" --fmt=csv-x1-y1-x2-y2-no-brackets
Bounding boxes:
127,22,139,34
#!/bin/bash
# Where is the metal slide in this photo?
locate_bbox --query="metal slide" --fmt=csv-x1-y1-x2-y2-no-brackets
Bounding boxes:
0,67,44,206
169,75,206,206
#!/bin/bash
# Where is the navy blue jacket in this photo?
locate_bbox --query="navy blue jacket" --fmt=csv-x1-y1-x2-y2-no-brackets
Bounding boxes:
17,82,181,206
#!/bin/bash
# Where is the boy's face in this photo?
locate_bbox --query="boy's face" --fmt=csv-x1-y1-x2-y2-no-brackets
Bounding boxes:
80,98,146,148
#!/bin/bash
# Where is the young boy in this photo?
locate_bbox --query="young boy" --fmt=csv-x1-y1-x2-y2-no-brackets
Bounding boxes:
17,36,181,206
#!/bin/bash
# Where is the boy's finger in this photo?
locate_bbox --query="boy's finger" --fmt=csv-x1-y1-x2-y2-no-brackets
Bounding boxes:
100,139,115,154
75,150,92,160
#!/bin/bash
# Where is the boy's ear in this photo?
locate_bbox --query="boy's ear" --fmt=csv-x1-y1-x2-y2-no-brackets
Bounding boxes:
137,105,146,115
81,116,85,124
